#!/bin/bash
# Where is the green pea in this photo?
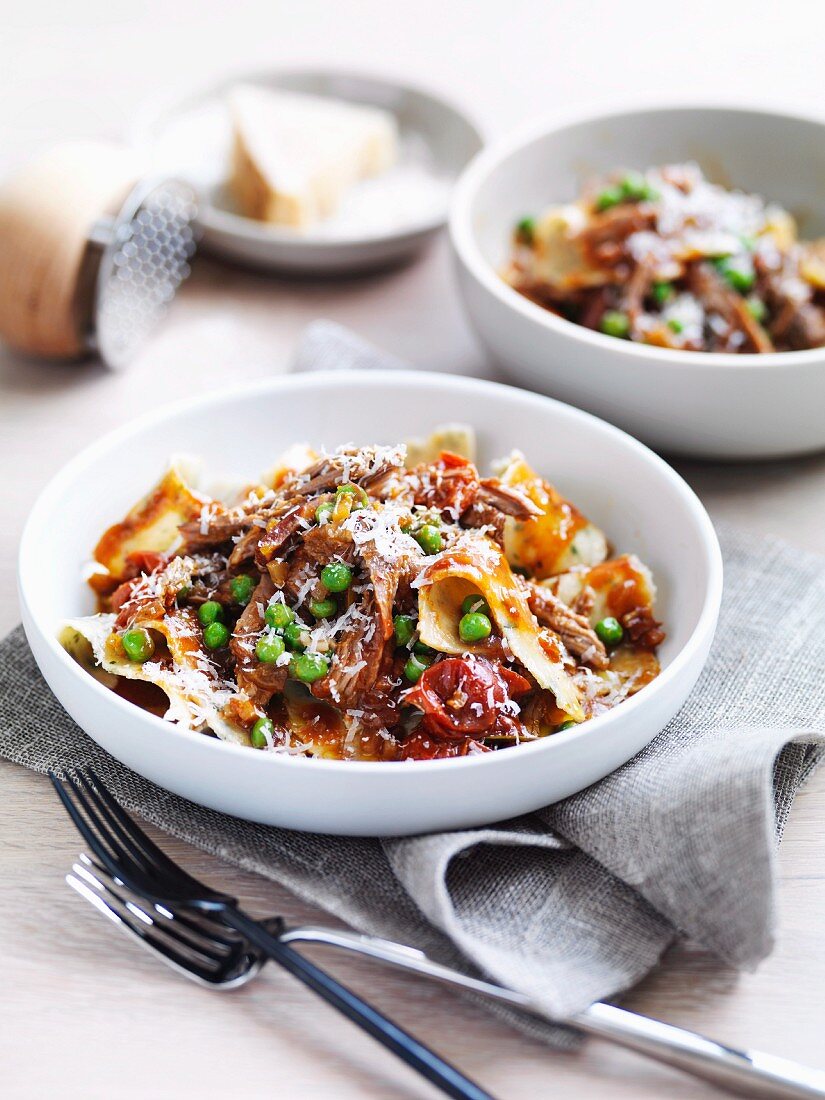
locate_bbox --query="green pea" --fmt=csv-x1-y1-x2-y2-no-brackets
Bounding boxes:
315,502,334,525
413,639,436,656
203,621,230,650
713,256,755,294
595,616,624,646
557,719,579,731
620,172,659,203
292,652,329,684
459,613,493,643
620,171,646,198
256,633,286,664
122,628,155,663
393,614,416,647
251,717,273,749
283,622,307,651
310,597,338,619
461,594,491,617
230,574,255,606
198,600,224,626
599,310,631,339
265,603,293,630
596,186,623,212
515,216,536,245
414,524,443,555
651,281,673,307
321,562,353,592
404,654,432,683
727,267,755,294
746,296,767,322
176,585,191,600
668,318,684,334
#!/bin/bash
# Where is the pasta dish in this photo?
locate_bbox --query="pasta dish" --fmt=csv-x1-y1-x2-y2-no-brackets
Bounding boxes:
63,429,665,761
505,163,825,353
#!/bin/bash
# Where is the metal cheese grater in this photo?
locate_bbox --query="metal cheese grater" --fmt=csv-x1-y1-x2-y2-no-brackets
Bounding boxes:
89,177,198,370
0,142,198,370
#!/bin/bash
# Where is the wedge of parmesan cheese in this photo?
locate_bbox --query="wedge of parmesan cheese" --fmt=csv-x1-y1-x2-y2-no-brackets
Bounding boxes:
228,85,398,229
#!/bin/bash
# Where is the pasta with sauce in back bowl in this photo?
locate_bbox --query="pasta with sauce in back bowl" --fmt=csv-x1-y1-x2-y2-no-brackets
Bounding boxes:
62,427,665,761
505,162,825,353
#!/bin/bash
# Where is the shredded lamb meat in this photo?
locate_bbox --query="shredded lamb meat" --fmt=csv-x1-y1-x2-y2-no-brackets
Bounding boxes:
521,580,609,669
288,445,407,498
230,574,287,706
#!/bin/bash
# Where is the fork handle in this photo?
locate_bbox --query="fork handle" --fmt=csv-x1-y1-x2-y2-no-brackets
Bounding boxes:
278,925,825,1099
572,1003,825,1100
216,905,495,1100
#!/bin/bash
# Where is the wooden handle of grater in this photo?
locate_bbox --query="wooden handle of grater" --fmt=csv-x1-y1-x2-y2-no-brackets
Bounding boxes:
0,141,137,359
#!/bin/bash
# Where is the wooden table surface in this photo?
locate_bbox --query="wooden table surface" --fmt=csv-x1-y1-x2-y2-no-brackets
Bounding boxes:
3,4,825,1097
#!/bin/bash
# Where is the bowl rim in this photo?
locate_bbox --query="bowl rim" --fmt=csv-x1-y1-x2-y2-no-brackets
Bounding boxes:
18,369,723,776
133,64,485,249
450,100,825,371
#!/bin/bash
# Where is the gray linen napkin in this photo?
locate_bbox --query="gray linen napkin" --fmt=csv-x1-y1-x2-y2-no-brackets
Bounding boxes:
3,327,824,1043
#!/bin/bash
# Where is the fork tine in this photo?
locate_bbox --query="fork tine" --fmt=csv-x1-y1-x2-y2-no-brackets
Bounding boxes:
49,771,129,883
73,858,237,964
78,854,245,951
66,870,224,985
52,769,233,909
67,858,261,988
84,767,189,881
72,770,165,880
82,769,211,899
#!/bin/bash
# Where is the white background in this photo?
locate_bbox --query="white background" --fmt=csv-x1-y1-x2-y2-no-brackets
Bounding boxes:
3,0,823,163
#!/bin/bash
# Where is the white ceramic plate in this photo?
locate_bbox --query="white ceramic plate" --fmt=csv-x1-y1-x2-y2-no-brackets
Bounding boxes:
19,372,722,835
135,69,482,274
451,104,825,460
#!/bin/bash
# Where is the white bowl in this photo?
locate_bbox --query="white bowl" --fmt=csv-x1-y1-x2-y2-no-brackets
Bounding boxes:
450,104,825,460
19,372,722,835
135,69,483,274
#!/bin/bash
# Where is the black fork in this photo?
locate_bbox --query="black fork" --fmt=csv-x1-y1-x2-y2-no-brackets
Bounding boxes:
50,769,495,1100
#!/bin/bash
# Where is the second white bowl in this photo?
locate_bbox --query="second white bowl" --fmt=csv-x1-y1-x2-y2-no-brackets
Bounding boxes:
451,105,825,460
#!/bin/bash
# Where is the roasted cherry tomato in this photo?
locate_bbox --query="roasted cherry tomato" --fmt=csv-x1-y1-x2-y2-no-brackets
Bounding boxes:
124,550,168,578
403,656,530,739
110,581,135,613
110,551,169,613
